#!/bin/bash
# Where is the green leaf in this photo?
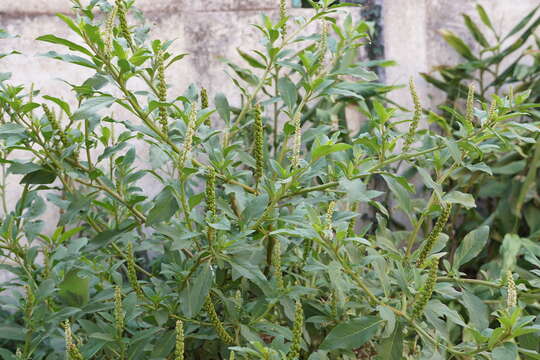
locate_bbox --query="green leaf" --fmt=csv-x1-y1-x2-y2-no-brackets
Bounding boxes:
72,96,116,120
462,14,490,47
465,162,492,175
180,264,213,317
40,50,97,69
278,77,297,110
492,342,518,360
0,123,26,142
439,29,476,60
43,95,72,117
460,291,489,331
443,191,476,208
382,175,413,219
376,323,403,360
311,143,352,161
0,325,25,341
319,316,383,351
59,269,90,306
237,48,266,69
492,160,527,175
501,234,522,272
241,194,269,226
36,34,93,57
454,225,490,268
339,178,384,203
214,93,230,123
476,4,494,32
20,168,57,185
147,186,179,225
504,5,539,39
442,138,462,165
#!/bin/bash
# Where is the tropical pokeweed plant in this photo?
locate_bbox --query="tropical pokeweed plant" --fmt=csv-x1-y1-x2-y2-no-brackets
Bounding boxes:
0,0,539,359
420,2,540,300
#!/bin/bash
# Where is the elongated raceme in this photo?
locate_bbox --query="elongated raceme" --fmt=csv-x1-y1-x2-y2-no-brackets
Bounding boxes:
287,300,304,360
114,286,124,338
403,78,422,152
200,87,211,126
156,51,169,134
103,5,118,57
254,104,265,183
416,204,451,268
347,202,359,238
464,83,475,133
291,112,302,168
488,99,498,125
411,258,439,320
229,351,235,360
272,238,284,290
318,20,329,72
43,104,67,146
204,295,234,344
126,242,143,297
325,201,336,234
116,0,134,50
279,0,287,39
179,105,197,169
175,320,185,360
63,320,84,360
506,271,517,308
206,169,217,244
234,290,242,316
24,285,35,322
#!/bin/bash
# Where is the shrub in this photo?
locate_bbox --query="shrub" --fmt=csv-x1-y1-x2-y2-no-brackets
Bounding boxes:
422,4,540,284
0,1,539,359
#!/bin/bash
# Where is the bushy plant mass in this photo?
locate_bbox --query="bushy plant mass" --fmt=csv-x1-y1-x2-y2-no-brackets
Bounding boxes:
0,0,539,359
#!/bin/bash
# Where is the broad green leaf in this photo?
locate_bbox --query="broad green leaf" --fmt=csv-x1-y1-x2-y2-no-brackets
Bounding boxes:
461,291,489,330
241,193,269,226
319,316,383,351
311,143,352,161
376,323,403,360
443,191,476,208
492,160,527,175
382,175,413,218
20,168,57,184
147,186,179,225
454,225,490,267
501,234,522,272
180,264,213,317
278,77,297,110
214,93,230,123
492,342,518,360
72,96,116,120
0,325,25,341
59,269,90,306
339,178,384,203
465,162,492,175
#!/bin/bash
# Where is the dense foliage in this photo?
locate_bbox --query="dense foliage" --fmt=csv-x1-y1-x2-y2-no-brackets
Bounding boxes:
0,1,539,359
422,4,540,285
